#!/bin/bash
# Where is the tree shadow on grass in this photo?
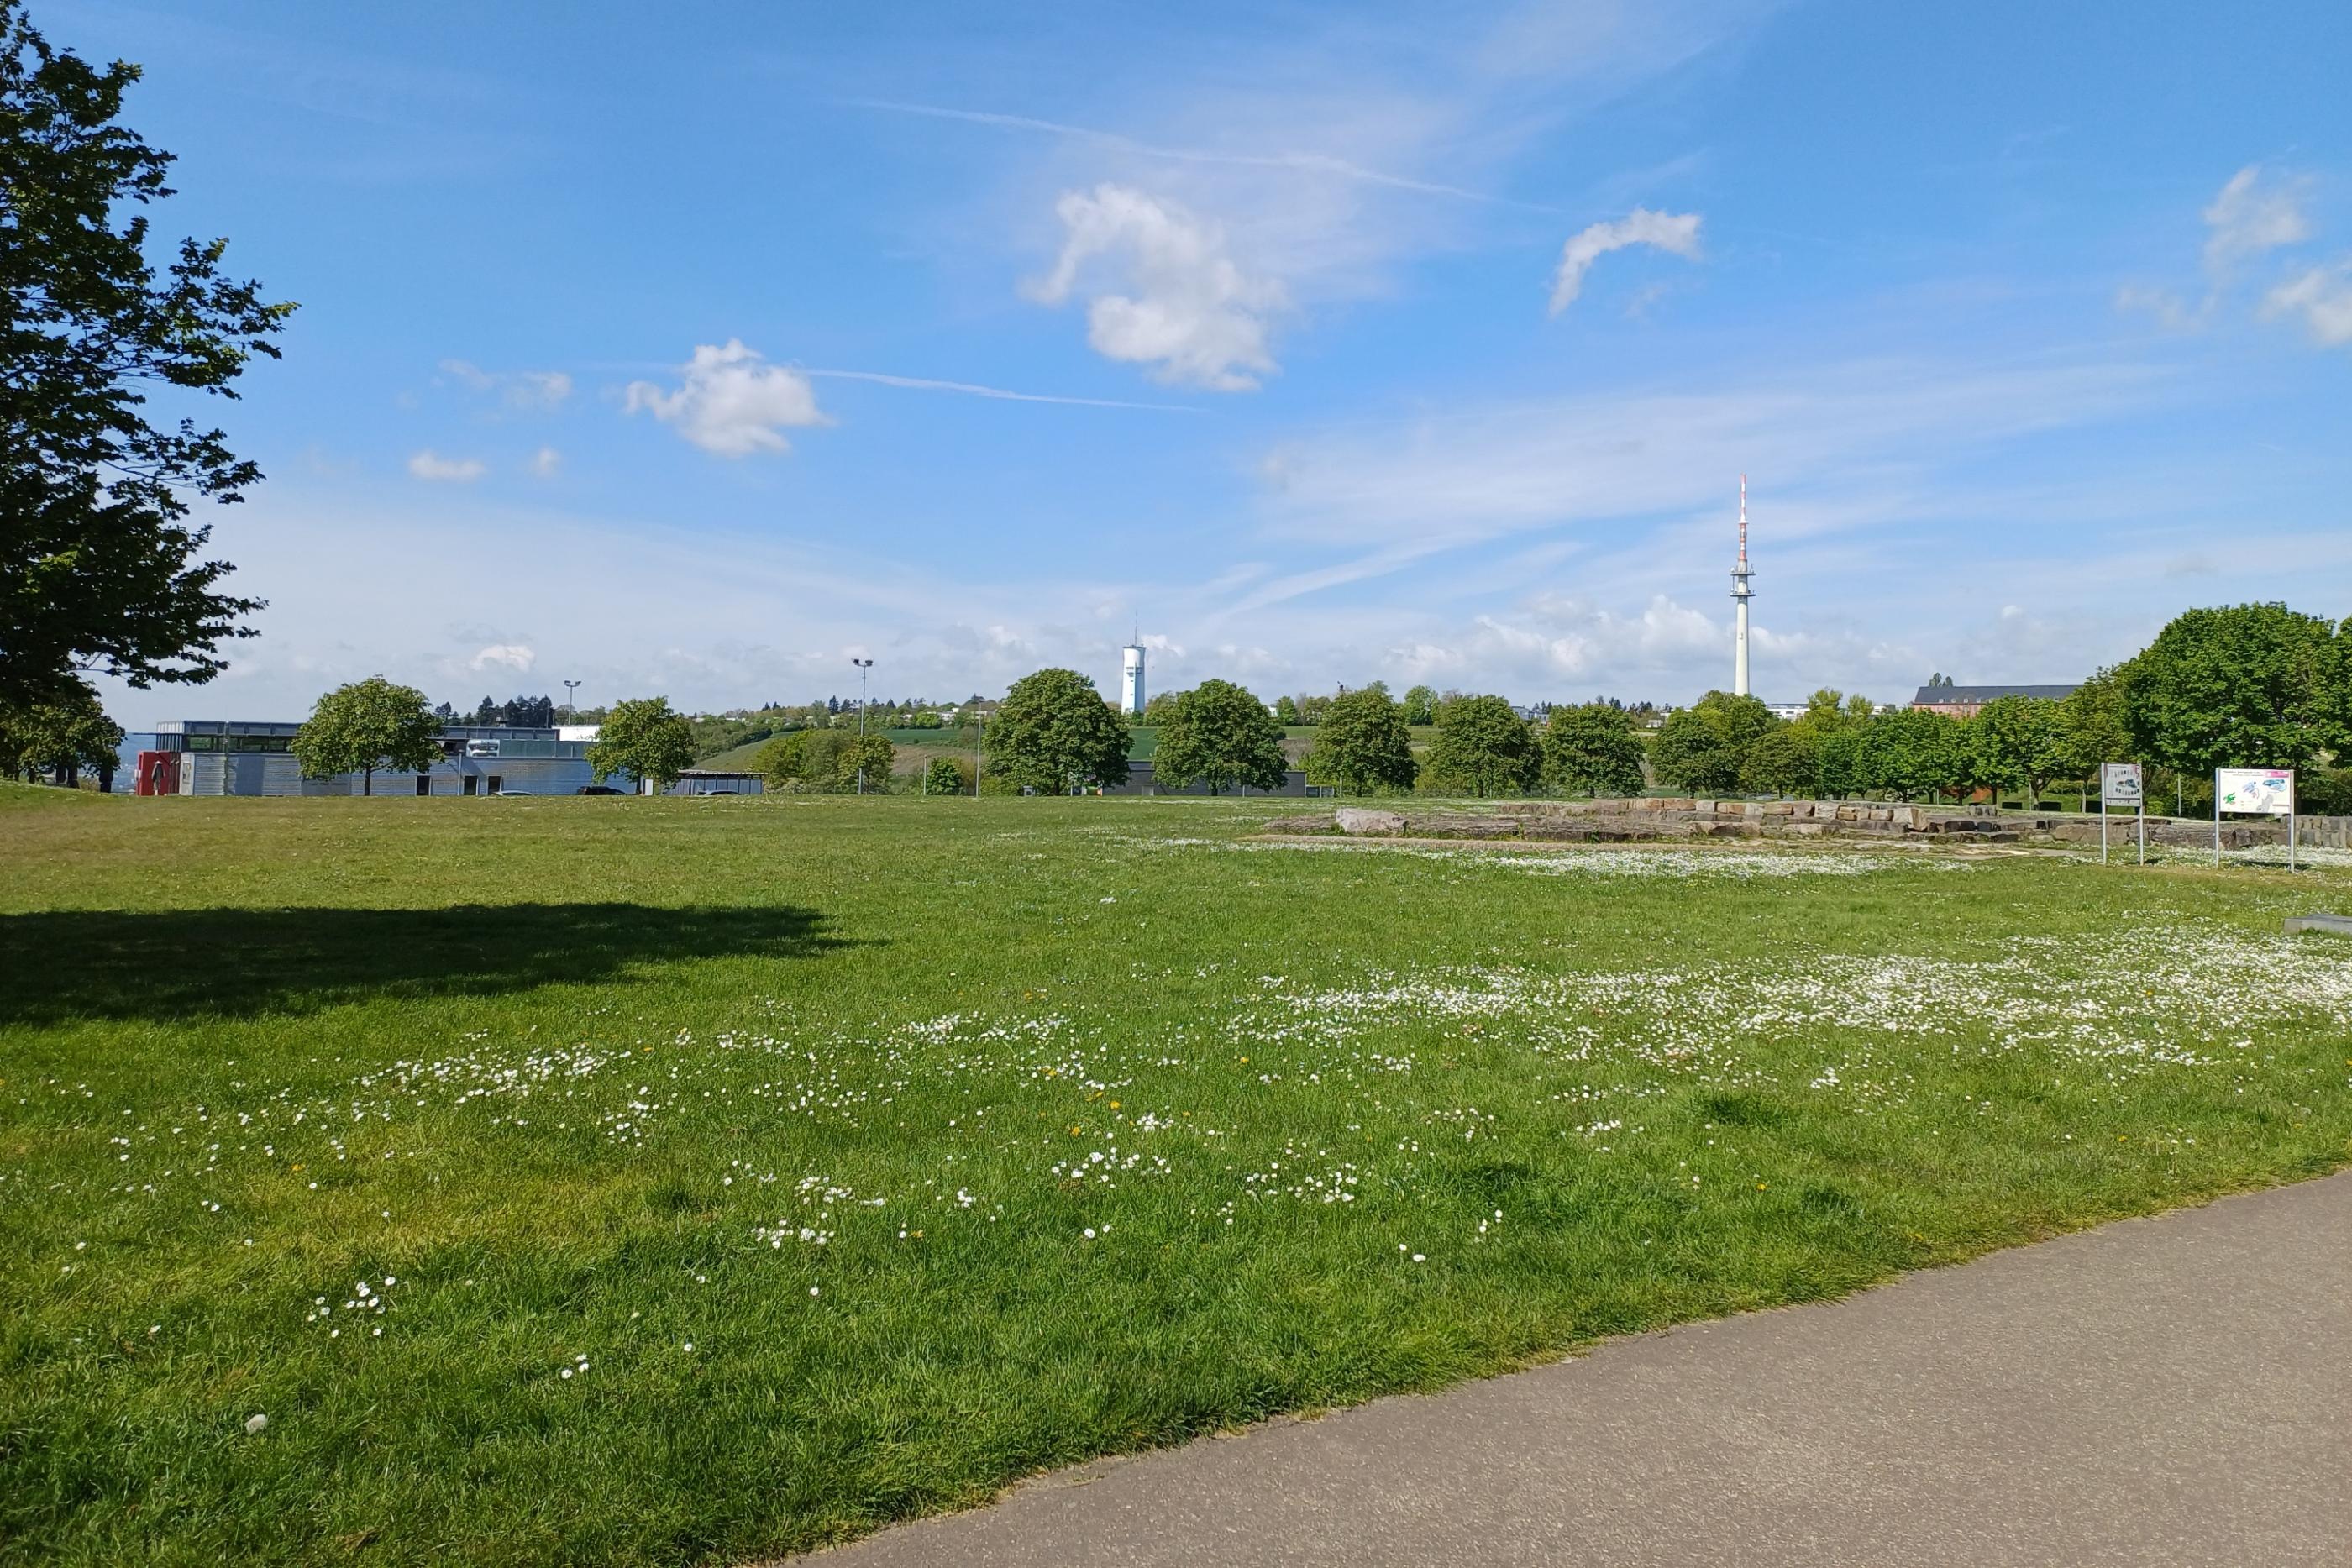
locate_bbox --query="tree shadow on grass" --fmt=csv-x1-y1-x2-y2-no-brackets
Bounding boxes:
0,903,854,1025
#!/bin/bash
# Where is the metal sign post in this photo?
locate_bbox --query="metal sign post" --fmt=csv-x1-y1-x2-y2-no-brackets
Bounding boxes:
2100,763,2144,866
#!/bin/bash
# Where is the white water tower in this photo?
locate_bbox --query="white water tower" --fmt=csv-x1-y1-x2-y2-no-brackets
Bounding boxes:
1121,638,1147,716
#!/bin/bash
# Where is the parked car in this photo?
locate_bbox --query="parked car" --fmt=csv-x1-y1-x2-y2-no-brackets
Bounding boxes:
494,789,533,797
575,785,622,795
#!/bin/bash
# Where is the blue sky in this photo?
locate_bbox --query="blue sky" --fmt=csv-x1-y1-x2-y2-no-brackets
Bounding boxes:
55,0,2352,723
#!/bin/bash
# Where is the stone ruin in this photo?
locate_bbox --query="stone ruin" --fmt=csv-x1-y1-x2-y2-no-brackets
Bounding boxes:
1257,797,2318,851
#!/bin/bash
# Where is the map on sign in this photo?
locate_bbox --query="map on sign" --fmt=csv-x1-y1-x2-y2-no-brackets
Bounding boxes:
2101,762,2143,806
2215,768,2294,816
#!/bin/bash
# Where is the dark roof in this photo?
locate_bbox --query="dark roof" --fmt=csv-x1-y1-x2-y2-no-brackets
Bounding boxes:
1911,684,2078,705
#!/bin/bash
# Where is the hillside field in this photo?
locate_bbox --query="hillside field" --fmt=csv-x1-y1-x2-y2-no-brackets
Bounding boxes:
3,786,2349,1565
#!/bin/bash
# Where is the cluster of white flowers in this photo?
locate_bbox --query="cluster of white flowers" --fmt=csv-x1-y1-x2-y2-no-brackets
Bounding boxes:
304,1275,396,1339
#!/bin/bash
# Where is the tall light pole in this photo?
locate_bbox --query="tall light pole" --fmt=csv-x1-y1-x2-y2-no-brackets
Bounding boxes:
852,658,874,794
563,679,581,721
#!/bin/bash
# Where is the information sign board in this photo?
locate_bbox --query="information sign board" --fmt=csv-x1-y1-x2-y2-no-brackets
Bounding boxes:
2215,768,2293,816
2100,762,2143,807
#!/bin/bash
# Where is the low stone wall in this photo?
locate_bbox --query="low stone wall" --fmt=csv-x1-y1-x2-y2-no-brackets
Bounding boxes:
1262,799,2336,851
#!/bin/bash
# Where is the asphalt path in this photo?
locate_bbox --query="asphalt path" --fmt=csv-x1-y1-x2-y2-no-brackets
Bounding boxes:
795,1172,2352,1567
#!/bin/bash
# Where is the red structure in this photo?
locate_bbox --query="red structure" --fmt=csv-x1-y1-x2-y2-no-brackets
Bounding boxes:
134,751,181,795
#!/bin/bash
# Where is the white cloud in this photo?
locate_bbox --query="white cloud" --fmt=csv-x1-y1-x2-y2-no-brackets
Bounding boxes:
2261,264,2352,348
2113,284,2202,332
439,359,574,409
1548,208,1703,314
624,340,831,457
529,445,562,479
1249,359,2164,556
470,643,536,674
511,370,572,408
407,449,486,482
2201,165,2309,276
1026,184,1285,391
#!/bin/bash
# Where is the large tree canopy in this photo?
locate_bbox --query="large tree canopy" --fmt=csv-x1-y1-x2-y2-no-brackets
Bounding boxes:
291,677,439,795
1970,695,2066,806
1651,691,1778,794
588,697,696,794
1,2,292,710
1425,695,1539,797
1541,702,1646,797
2117,603,2346,775
0,669,117,781
1154,679,1288,795
986,668,1130,794
1305,683,1418,796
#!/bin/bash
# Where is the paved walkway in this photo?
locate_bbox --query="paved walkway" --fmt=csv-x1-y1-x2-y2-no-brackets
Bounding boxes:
801,1172,2352,1566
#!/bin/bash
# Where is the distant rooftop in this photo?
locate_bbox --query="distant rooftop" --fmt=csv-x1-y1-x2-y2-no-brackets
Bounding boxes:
1910,684,2078,705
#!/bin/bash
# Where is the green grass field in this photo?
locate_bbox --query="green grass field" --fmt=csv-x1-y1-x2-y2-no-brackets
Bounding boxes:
5,786,2349,1565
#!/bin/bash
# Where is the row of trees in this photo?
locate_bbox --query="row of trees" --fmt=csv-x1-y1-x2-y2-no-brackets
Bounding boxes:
972,602,2352,808
0,675,123,785
435,695,561,729
1643,603,2352,807
970,669,1633,800
755,726,895,794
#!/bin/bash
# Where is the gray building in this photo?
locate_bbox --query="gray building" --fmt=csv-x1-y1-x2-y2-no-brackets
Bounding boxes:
1908,684,2078,720
143,721,610,796
668,770,765,796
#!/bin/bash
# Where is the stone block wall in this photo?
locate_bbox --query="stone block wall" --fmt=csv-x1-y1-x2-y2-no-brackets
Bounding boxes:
1264,800,2349,850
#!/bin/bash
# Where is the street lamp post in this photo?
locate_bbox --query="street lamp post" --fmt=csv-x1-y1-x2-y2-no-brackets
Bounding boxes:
563,679,580,720
852,658,874,794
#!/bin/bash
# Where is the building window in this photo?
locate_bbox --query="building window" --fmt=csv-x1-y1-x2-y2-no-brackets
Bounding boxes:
461,775,479,796
416,775,431,796
487,775,502,794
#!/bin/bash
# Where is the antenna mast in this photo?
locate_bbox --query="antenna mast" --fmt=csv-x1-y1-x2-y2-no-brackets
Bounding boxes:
1730,475,1756,697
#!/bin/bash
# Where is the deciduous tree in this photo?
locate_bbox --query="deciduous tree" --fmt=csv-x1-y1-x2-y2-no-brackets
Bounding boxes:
1855,707,1967,802
1305,684,1418,795
1739,727,1819,797
2117,603,2344,774
1816,724,1865,800
2,4,294,710
0,674,119,784
2058,669,2132,810
291,677,440,795
922,755,968,795
1541,702,1646,796
1652,691,1778,794
842,732,894,793
1425,695,1539,797
988,669,1131,794
1155,679,1288,795
588,697,696,794
1971,695,2065,805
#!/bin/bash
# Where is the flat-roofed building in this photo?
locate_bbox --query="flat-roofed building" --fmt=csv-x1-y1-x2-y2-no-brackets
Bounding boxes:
141,721,608,796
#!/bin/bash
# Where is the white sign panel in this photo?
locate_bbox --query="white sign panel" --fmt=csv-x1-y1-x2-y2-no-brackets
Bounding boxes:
2215,768,2294,816
2101,762,2143,806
